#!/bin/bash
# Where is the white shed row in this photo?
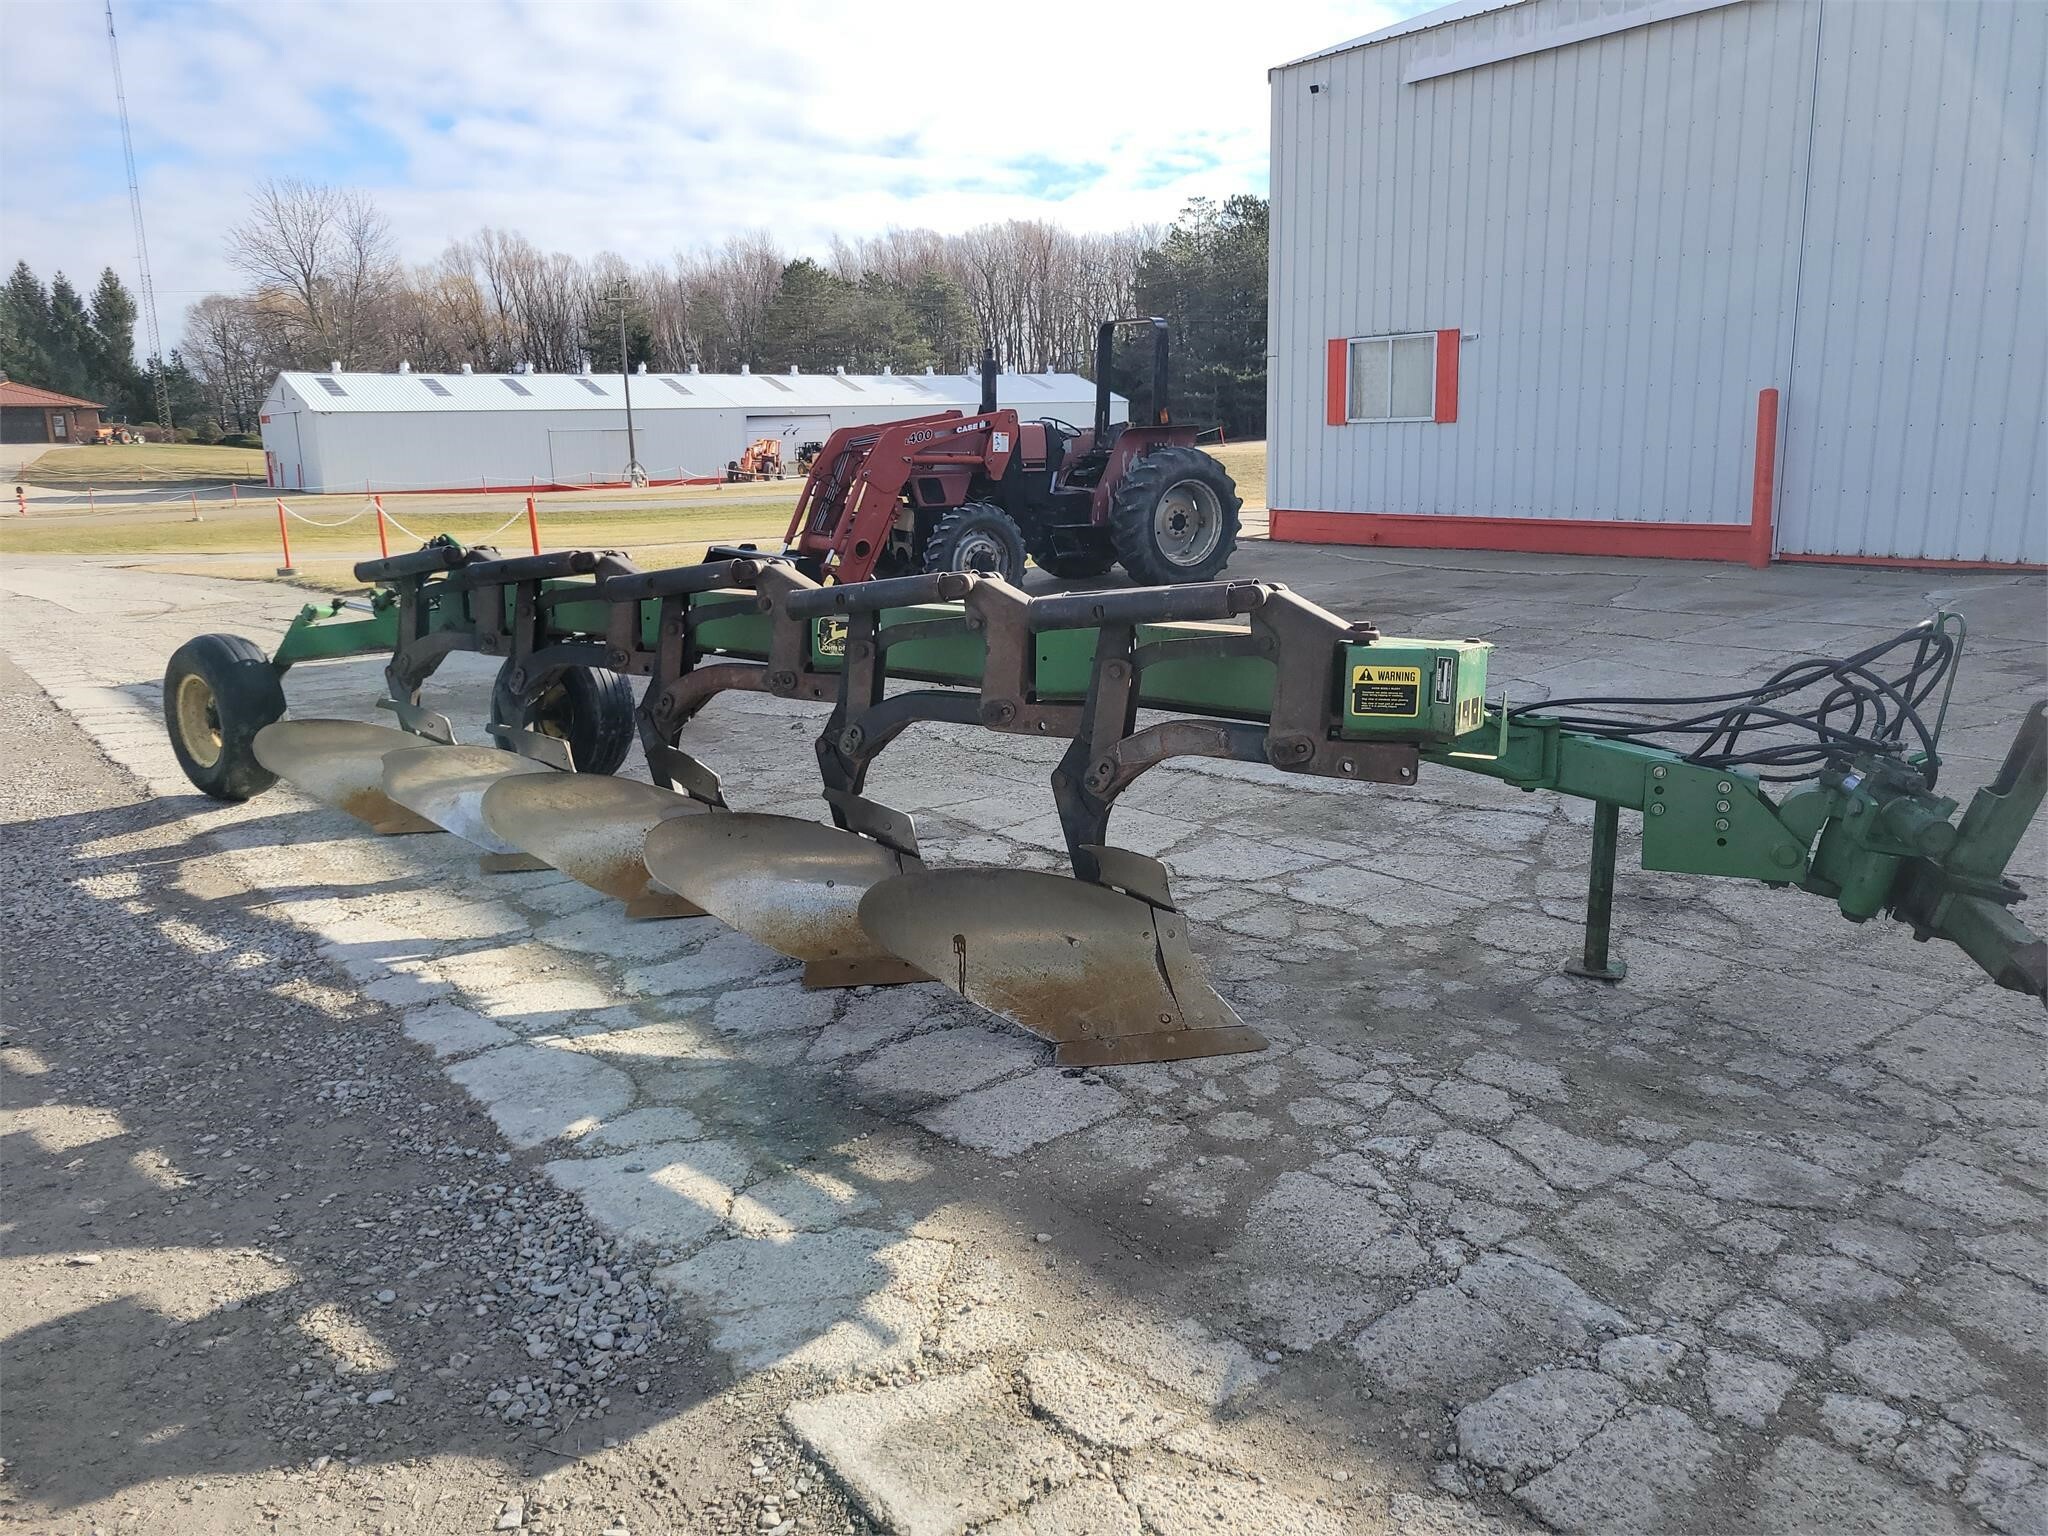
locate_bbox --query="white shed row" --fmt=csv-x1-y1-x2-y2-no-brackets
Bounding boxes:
257,367,1123,494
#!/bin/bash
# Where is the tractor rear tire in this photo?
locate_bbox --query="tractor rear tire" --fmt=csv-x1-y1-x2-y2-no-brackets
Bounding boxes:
163,632,287,801
1024,524,1116,580
1108,446,1242,585
923,503,1027,584
491,660,636,776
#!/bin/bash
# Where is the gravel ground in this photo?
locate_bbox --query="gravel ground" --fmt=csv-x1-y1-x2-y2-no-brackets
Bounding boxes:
0,652,861,1535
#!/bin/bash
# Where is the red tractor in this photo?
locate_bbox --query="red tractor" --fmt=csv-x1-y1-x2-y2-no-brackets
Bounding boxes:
776,318,1241,586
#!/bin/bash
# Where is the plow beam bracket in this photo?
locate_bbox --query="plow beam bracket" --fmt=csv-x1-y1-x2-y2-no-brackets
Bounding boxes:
598,558,767,602
1027,580,1272,631
444,549,597,590
785,570,976,618
354,541,483,584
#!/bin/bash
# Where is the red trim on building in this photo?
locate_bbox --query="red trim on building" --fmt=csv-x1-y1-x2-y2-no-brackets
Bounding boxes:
1433,330,1459,423
1269,509,1761,563
1747,387,1778,569
1325,338,1348,426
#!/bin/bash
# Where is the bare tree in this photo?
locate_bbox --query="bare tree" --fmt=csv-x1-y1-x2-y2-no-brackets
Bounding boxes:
182,294,270,429
227,178,398,369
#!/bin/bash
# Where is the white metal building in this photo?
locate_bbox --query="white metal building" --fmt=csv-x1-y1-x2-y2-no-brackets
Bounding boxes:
257,367,1122,495
1268,0,2046,567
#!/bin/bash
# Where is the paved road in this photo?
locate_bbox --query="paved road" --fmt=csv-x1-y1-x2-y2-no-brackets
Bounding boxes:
1,547,2043,1535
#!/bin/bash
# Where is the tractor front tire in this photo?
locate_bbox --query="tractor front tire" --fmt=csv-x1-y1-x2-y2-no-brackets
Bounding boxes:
491,660,636,775
1108,446,1242,585
923,503,1027,584
163,633,287,801
1024,524,1116,581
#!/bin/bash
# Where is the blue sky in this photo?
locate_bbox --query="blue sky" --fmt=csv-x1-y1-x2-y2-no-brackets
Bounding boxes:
2,0,1422,342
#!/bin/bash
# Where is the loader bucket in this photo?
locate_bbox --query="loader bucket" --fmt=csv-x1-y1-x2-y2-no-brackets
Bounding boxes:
251,720,440,836
481,774,707,919
381,745,556,872
856,867,1266,1066
642,813,929,989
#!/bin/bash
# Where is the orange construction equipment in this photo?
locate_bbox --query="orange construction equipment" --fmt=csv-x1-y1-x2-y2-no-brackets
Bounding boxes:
726,438,785,482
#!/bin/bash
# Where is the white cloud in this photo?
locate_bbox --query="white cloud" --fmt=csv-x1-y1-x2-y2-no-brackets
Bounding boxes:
0,0,1415,340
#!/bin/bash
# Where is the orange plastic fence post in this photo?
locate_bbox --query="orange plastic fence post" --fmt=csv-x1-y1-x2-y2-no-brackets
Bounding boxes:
189,490,201,523
275,498,296,575
231,482,240,504
526,495,541,555
88,485,96,513
374,494,389,558
1748,387,1779,570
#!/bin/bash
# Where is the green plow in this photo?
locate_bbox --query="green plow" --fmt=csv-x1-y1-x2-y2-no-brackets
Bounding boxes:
160,537,2045,1064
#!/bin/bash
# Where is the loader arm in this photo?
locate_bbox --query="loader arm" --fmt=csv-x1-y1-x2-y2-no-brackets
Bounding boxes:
782,410,1024,582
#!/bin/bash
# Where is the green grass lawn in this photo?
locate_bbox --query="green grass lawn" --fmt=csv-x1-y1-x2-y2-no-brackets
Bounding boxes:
22,443,269,487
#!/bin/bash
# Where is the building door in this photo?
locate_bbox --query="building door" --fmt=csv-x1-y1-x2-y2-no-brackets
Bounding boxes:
267,413,303,489
51,412,67,441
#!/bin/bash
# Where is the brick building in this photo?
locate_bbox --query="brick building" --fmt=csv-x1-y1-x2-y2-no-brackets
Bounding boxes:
0,380,104,445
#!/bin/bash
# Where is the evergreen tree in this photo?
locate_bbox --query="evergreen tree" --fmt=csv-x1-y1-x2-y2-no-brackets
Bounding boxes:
756,259,860,373
46,273,97,398
88,268,146,418
142,351,206,430
1132,195,1269,438
0,262,54,383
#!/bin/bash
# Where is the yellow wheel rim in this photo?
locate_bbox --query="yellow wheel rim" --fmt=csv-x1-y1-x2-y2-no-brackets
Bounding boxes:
175,673,223,768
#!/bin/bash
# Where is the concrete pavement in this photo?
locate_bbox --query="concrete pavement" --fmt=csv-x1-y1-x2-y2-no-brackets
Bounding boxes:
1,543,2043,1534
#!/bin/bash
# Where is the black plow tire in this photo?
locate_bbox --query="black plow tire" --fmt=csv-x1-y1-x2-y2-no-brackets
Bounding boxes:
491,660,636,776
1023,522,1116,580
1108,446,1242,585
162,632,287,801
923,502,1027,584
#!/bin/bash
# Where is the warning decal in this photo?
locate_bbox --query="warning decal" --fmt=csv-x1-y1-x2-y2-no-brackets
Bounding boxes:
1351,664,1421,717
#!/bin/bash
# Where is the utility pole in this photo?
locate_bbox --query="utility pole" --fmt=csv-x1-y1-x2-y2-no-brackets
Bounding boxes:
613,286,645,487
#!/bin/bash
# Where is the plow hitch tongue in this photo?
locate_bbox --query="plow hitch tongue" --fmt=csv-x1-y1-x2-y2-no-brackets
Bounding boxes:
856,855,1266,1067
642,813,928,989
480,774,707,919
380,745,555,872
251,720,440,836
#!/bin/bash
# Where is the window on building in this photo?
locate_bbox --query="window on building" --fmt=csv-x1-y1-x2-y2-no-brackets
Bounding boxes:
421,378,452,397
1347,333,1437,421
52,413,67,439
662,378,691,397
576,378,607,396
761,375,793,393
501,377,532,397
315,375,348,397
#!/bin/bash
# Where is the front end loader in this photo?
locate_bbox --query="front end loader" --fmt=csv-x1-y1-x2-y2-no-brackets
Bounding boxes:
159,536,2045,1072
777,319,1243,588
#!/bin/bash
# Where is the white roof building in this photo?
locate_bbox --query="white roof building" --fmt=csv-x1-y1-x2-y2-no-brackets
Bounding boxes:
258,366,1123,494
